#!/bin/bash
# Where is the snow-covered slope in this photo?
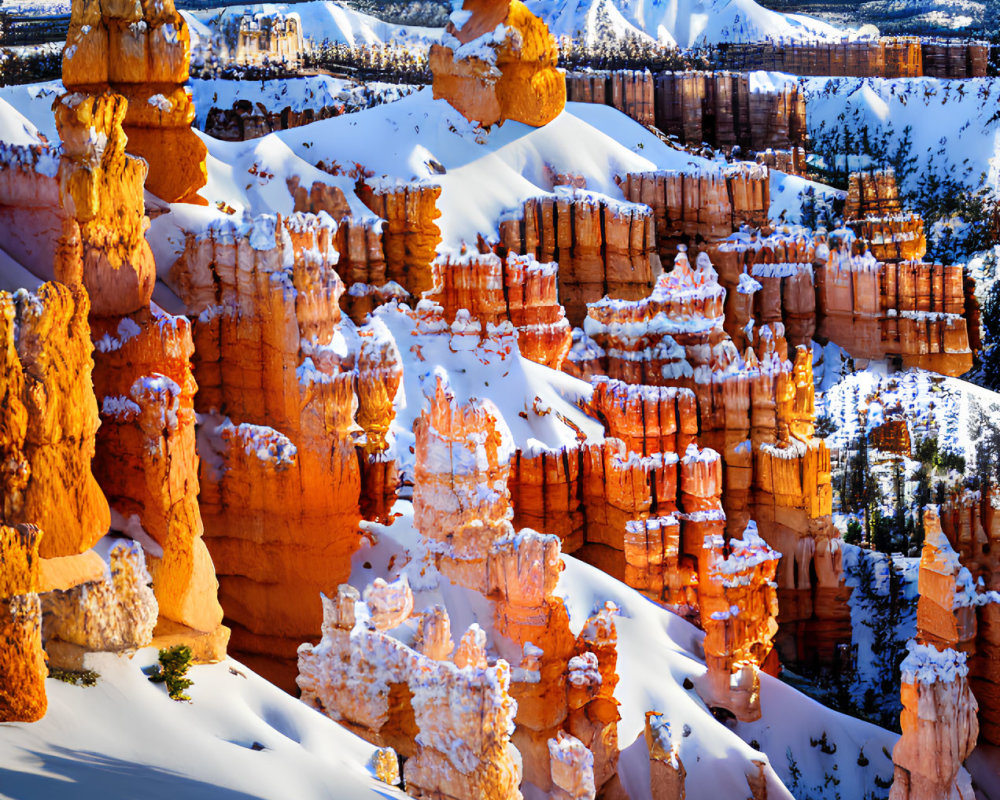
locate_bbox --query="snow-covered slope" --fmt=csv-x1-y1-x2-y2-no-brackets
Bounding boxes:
0,649,403,800
523,0,845,47
803,75,1000,197
353,499,900,800
189,1,443,47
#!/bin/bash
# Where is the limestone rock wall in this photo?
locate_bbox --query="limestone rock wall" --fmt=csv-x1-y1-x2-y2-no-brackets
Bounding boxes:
890,507,987,800
696,522,780,721
1,284,109,557
560,247,850,670
719,222,975,378
41,541,158,670
90,308,228,661
298,584,524,800
168,212,363,688
300,370,621,797
499,192,660,326
54,91,156,317
356,181,441,298
0,143,65,283
62,0,207,204
429,0,566,127
938,489,1000,744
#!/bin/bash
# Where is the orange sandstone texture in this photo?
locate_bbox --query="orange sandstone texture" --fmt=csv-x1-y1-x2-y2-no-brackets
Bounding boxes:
53,91,156,316
427,251,573,369
62,0,208,204
429,0,566,127
90,308,228,661
890,508,985,800
499,192,660,326
0,524,45,722
355,181,442,298
0,284,109,557
298,585,524,800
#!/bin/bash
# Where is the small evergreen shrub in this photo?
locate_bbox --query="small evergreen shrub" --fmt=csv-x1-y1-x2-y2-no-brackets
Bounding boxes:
148,645,194,701
48,666,99,687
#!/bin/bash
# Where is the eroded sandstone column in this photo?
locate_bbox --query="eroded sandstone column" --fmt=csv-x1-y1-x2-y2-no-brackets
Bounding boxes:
62,0,208,204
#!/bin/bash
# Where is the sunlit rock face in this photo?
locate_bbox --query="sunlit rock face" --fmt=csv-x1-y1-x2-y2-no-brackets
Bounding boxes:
0,284,108,557
90,308,228,661
169,213,364,688
62,0,208,205
0,524,45,722
427,251,572,370
54,91,155,318
429,0,566,128
890,507,986,800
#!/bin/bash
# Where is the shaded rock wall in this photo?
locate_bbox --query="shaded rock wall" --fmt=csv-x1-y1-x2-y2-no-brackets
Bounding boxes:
715,37,987,78
427,251,572,369
499,192,660,326
565,70,806,152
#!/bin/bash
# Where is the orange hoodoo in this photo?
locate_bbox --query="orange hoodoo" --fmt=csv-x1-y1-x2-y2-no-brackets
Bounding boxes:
429,0,566,127
62,0,208,204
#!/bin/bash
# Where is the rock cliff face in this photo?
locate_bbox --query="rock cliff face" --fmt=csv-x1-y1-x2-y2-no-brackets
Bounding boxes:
90,308,228,661
429,0,566,127
427,251,572,369
565,71,806,153
168,212,363,688
618,166,769,272
356,180,442,298
62,0,208,204
499,192,660,326
695,521,780,721
935,492,1000,744
41,541,158,670
714,37,972,77
844,170,926,263
0,144,64,283
1,284,109,557
719,223,975,378
54,91,156,317
644,712,686,799
560,249,848,671
298,584,525,800
0,282,173,718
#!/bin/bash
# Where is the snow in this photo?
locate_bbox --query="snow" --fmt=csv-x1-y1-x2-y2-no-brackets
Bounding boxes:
0,649,405,800
375,301,602,482
190,2,443,49
187,75,413,129
255,92,718,251
802,75,1000,197
899,640,968,684
524,0,846,47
